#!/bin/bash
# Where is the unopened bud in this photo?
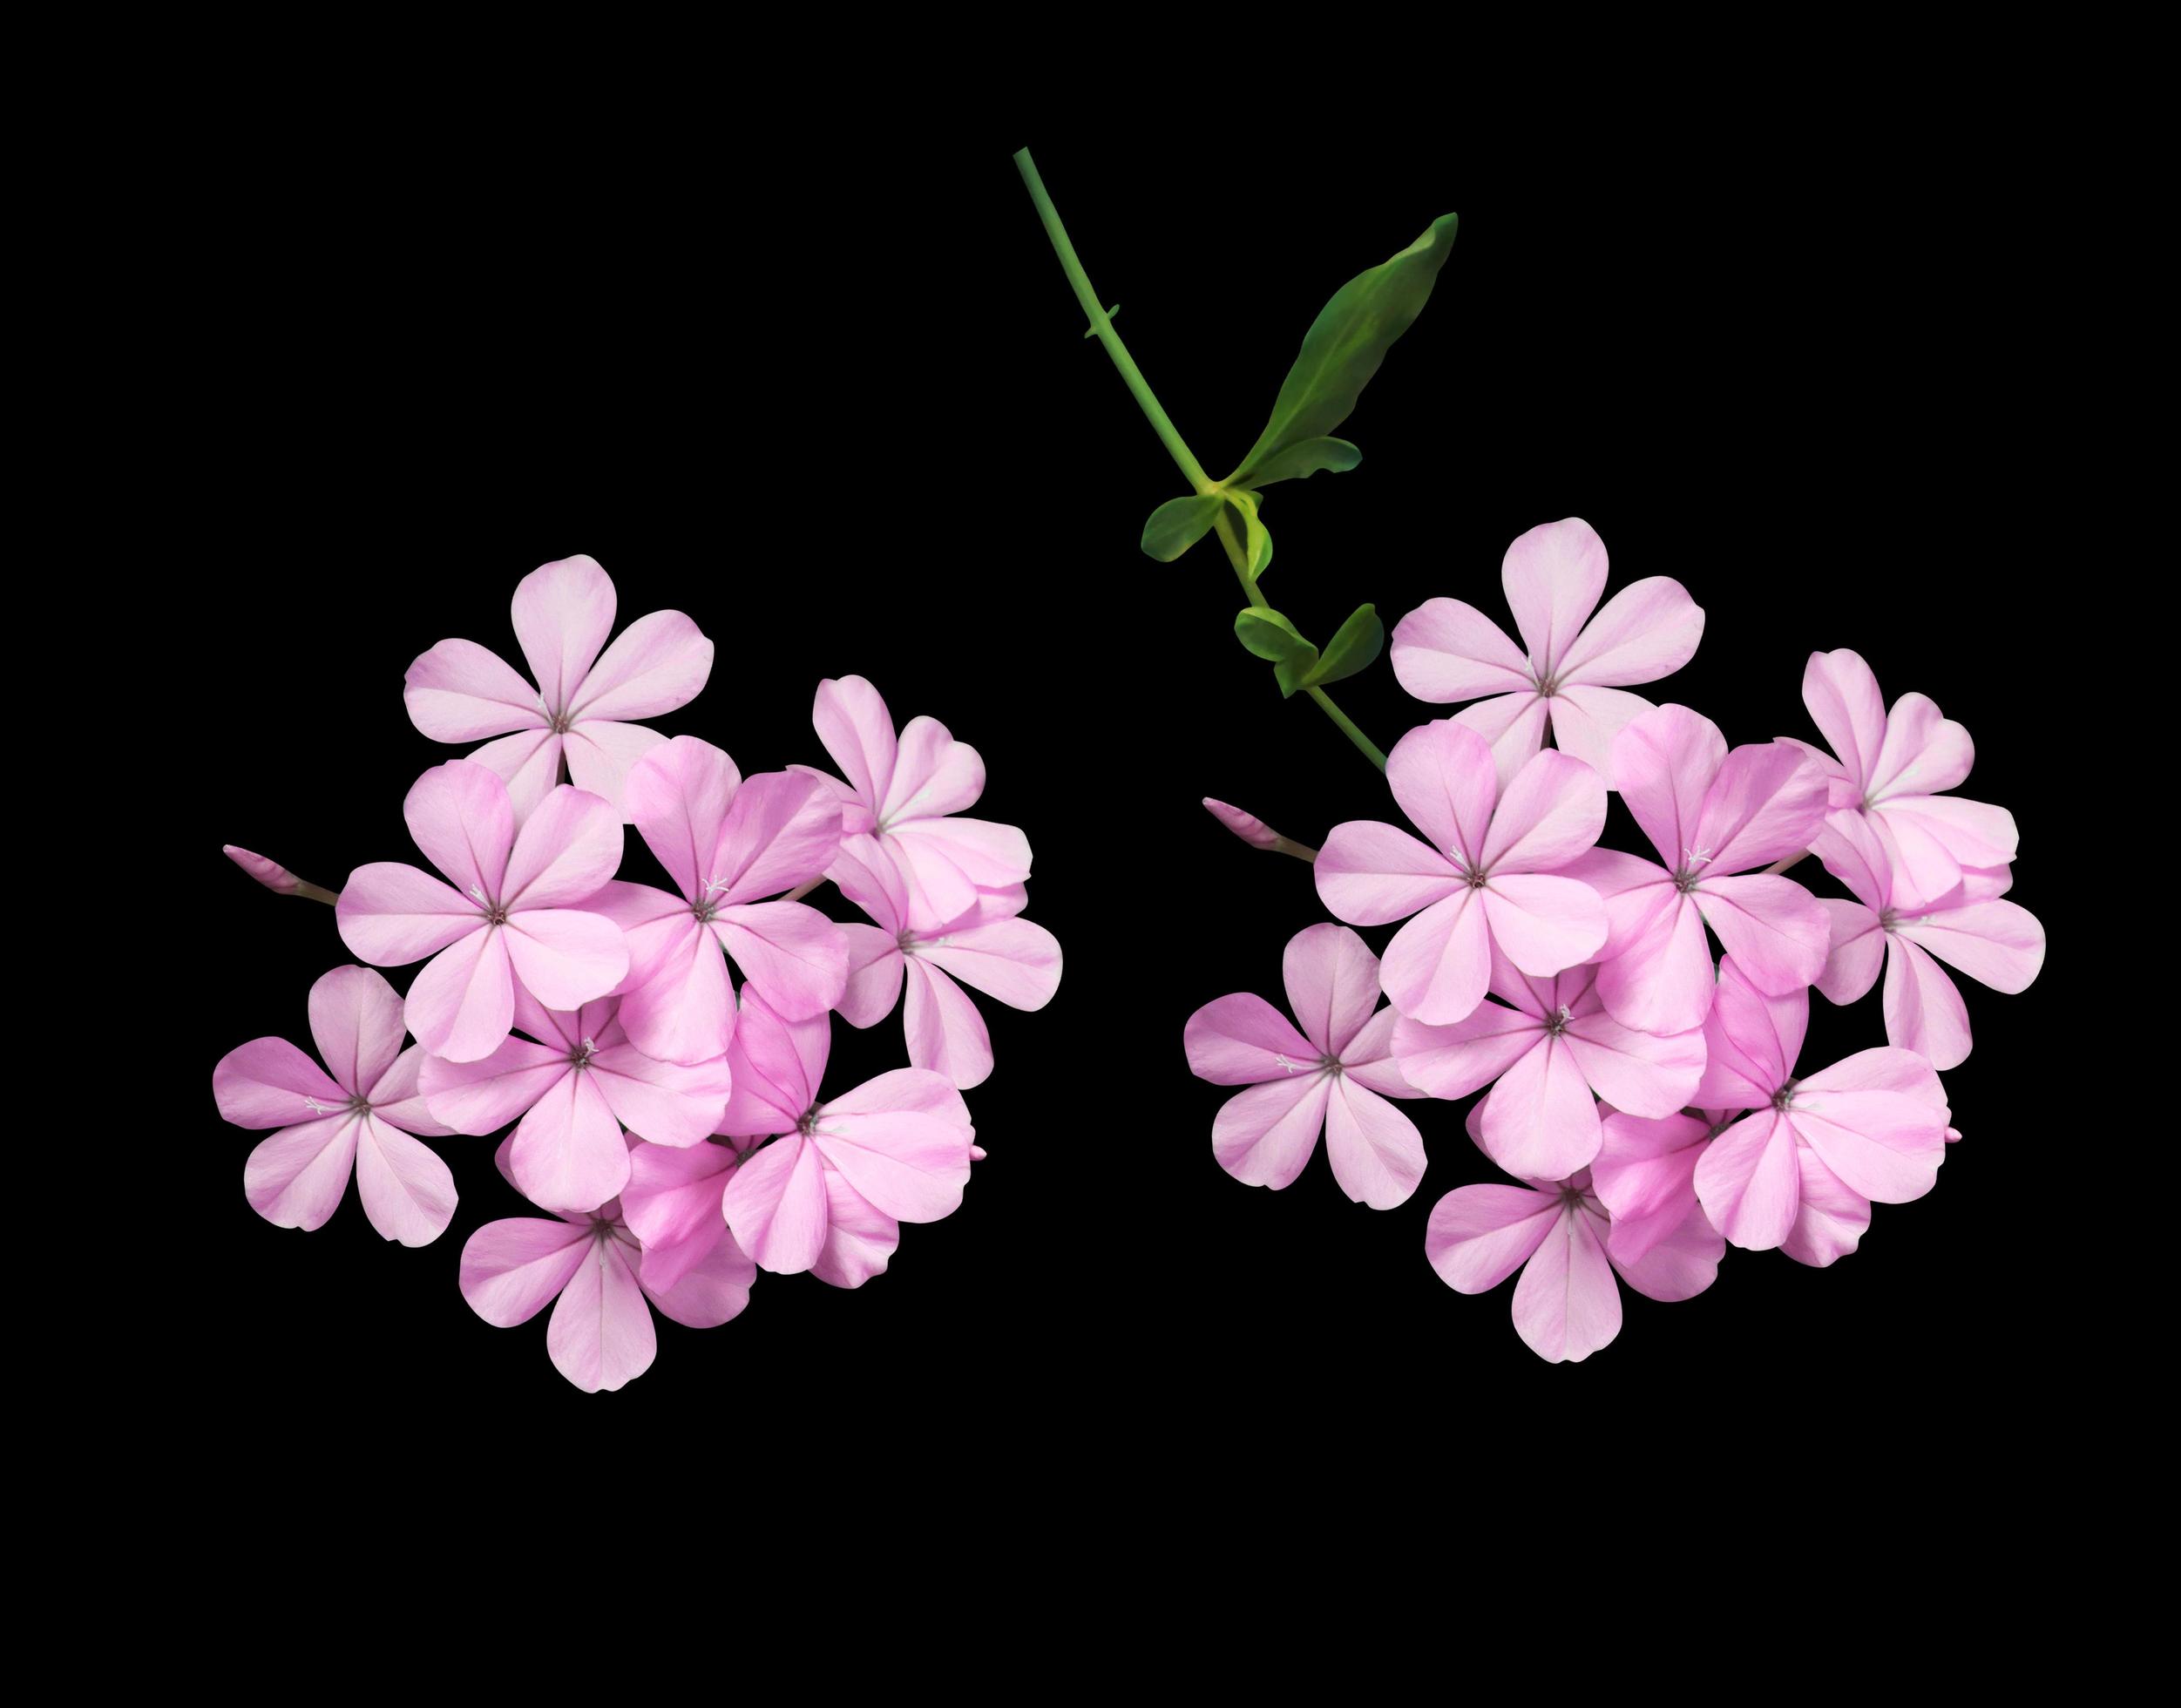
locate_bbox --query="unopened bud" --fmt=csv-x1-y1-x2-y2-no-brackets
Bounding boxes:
222,844,339,905
1202,797,1317,863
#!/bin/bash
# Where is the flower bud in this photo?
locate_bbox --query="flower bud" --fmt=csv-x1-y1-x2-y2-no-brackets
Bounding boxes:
1202,797,1281,851
223,844,299,894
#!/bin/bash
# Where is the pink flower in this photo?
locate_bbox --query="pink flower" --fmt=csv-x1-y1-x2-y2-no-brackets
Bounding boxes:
419,984,735,1216
718,991,976,1277
1202,797,1281,850
1809,809,2045,1069
1691,956,1951,1251
458,1138,755,1393
1784,649,2017,910
831,841,1061,1089
1392,951,1705,1183
1390,517,1704,786
403,553,714,824
335,762,629,1062
1559,704,1829,1035
795,676,1032,926
1183,924,1427,1209
587,735,848,1065
213,966,457,1246
1315,718,1609,1025
222,844,299,893
1424,1103,1724,1364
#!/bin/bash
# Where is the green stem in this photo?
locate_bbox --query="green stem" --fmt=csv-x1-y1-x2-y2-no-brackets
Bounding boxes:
1013,147,1387,770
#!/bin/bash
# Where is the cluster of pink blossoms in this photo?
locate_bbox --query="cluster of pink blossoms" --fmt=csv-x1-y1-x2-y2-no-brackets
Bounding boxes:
1188,518,2041,1362
213,555,1060,1391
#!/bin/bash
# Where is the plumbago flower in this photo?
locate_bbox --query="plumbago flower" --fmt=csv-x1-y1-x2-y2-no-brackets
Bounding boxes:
1392,949,1704,1183
1316,719,1609,1025
213,966,457,1246
335,761,629,1061
1693,956,1951,1251
588,735,848,1065
418,985,734,1215
1390,518,1705,786
795,675,1033,926
403,554,715,823
1785,649,2017,910
719,989,977,1277
1183,924,1426,1209
1810,810,2045,1069
831,841,1060,1090
1425,1101,1724,1363
1560,704,1829,1035
459,1135,754,1393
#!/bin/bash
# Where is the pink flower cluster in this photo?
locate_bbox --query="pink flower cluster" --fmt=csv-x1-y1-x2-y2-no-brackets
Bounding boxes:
1187,518,2040,1362
213,555,1060,1391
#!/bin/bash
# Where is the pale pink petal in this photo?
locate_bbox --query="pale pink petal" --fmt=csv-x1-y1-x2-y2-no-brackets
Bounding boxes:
459,1215,591,1326
1390,1002,1539,1101
1500,517,1608,677
243,1115,361,1230
512,554,615,716
335,863,483,966
1511,1203,1622,1363
721,992,827,1135
1869,691,1973,802
1610,703,1727,870
1563,1007,1705,1120
830,837,907,933
722,1133,830,1273
1798,1042,1947,1106
1211,1075,1333,1191
618,924,734,1066
1387,717,1499,869
1556,847,1676,957
1592,1111,1709,1267
1881,935,1973,1070
503,908,629,1012
902,958,992,1088
404,637,550,742
353,1114,457,1245
1480,874,1607,977
1800,649,1886,794
1313,819,1464,925
709,770,843,905
1388,597,1532,701
590,1043,734,1149
1594,890,1713,1035
511,1068,629,1213
822,1064,972,1127
1480,1034,1602,1182
881,715,986,823
811,1101,972,1223
465,728,564,826
621,1141,736,1292
1543,685,1656,776
1692,873,1829,995
1320,1079,1426,1209
1780,1150,1871,1268
1279,922,1381,1057
886,817,1033,925
1785,1088,1945,1205
1895,899,2045,994
1340,1006,1419,1098
1876,793,2017,871
1778,735,1857,806
581,880,692,993
810,675,898,810
640,1225,754,1329
547,1235,656,1393
563,720,669,821
213,1037,347,1129
1480,748,1606,873
1453,693,1553,790
502,785,623,910
915,917,1061,1012
401,760,516,899
1556,574,1704,688
837,925,906,1028
1425,1183,1560,1292
1380,888,1493,1024
1182,993,1317,1087
1815,900,1886,1005
1690,742,1827,873
625,735,742,903
1607,1200,1724,1302
1695,954,1805,1109
405,925,515,1062
810,1171,901,1290
714,901,849,1020
568,607,714,723
1811,805,1893,911
365,1045,456,1139
1692,1108,1801,1250
418,1035,566,1135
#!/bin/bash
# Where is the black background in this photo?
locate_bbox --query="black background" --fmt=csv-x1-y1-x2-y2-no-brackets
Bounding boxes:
180,129,2071,1439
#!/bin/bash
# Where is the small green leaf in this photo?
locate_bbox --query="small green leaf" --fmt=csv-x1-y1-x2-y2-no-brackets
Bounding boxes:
1301,602,1385,688
1239,436,1362,487
1141,493,1224,562
1235,607,1319,699
1224,490,1274,583
1225,214,1459,488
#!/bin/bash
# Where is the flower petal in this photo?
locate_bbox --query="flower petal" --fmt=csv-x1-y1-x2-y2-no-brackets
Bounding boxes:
1322,1078,1426,1209
405,925,515,1062
810,675,897,811
1453,693,1553,791
354,1114,457,1245
1182,993,1317,1087
213,1036,347,1130
721,990,828,1136
1689,742,1827,873
811,1100,972,1223
640,1224,755,1329
511,554,615,716
1278,922,1380,1058
915,917,1061,1014
617,921,735,1067
1895,899,2044,994
881,715,986,824
1211,1074,1332,1191
502,784,623,911
547,1235,656,1393
1391,1001,1539,1101
1544,685,1656,776
403,760,515,899
404,638,549,742
708,769,843,905
621,1140,736,1291
1869,691,1973,802
714,901,849,1020
1387,717,1499,870
1800,649,1886,794
465,728,564,827
837,925,906,1028
1480,748,1606,874
568,607,714,723
563,720,669,823
1594,888,1712,1035
1814,899,1886,1006
1785,1083,1946,1205
1424,1183,1560,1292
457,1214,589,1326
1511,1203,1622,1363
809,1171,901,1291
1563,1006,1705,1120
624,735,742,904
1500,517,1608,677
1691,873,1829,996
243,1115,360,1230
1610,703,1727,870
1314,819,1463,925
503,908,629,1013
1695,953,1805,1109
590,1041,735,1149
721,1133,830,1274
335,863,482,966
1780,1149,1871,1269
1692,1108,1800,1250
1556,574,1704,688
1380,887,1493,1024
511,1062,629,1214
1480,1033,1602,1182
1480,873,1608,977
1607,1200,1723,1302
1389,597,1532,702
1592,1110,1710,1268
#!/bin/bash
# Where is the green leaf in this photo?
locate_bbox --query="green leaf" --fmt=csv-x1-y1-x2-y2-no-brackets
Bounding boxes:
1235,607,1319,699
1141,493,1224,562
1301,602,1385,688
1238,436,1362,487
1225,214,1459,487
1224,491,1274,583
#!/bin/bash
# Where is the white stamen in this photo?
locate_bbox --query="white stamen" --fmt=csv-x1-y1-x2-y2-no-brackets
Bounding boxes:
1556,1006,1573,1026
303,1096,338,1115
1683,848,1715,868
1273,1054,1299,1074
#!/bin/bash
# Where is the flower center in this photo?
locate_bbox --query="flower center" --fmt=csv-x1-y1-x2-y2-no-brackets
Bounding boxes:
1463,865,1489,890
1534,671,1562,698
897,928,920,954
570,1036,598,1070
1544,1005,1573,1038
304,1093,371,1117
1771,1080,1798,1111
796,1105,821,1137
467,882,510,925
1879,906,1900,932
